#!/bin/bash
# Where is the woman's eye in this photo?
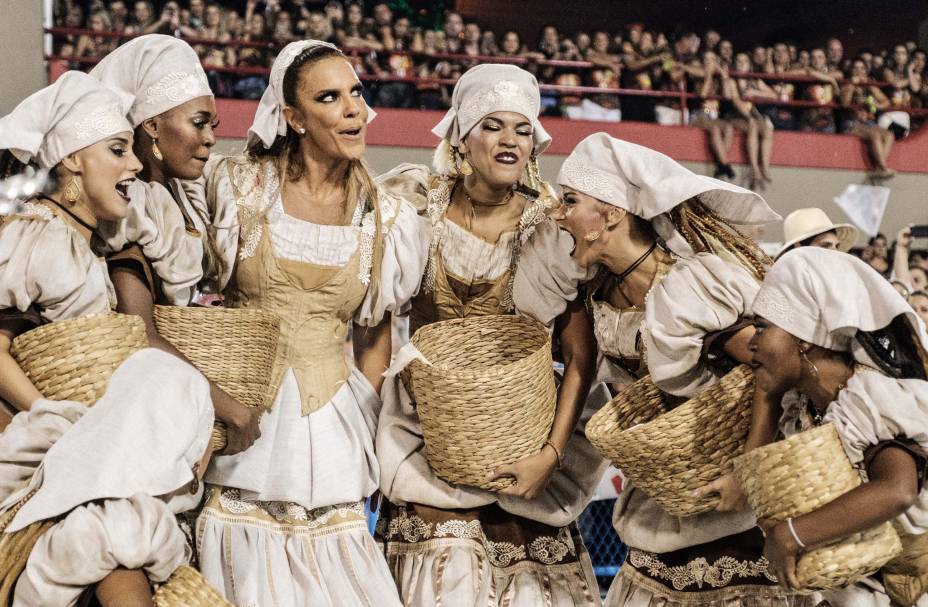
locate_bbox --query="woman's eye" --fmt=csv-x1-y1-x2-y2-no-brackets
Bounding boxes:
517,130,533,137
483,123,501,131
111,147,126,157
318,93,337,102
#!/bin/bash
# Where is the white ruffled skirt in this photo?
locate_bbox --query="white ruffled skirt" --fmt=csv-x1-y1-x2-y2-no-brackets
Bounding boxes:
198,367,400,606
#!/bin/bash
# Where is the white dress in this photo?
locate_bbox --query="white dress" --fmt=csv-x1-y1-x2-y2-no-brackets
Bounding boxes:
195,156,427,607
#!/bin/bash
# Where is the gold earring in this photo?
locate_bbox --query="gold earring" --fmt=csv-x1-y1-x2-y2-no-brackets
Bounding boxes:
152,137,163,161
459,156,473,176
583,230,601,243
189,462,200,494
799,348,819,379
63,178,82,205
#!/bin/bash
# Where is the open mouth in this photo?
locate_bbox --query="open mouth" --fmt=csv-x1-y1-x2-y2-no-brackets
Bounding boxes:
495,152,518,165
115,179,134,202
340,126,363,138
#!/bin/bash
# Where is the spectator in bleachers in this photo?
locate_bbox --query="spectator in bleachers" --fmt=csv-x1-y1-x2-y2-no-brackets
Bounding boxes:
272,9,297,45
840,57,895,178
800,47,841,133
703,28,721,52
911,291,928,326
718,39,734,68
496,30,527,58
690,50,738,179
827,36,845,70
443,11,463,53
761,42,799,130
731,51,775,187
618,29,664,122
751,44,771,72
574,31,591,56
862,233,892,276
74,9,118,58
109,0,129,32
188,0,204,28
884,44,913,108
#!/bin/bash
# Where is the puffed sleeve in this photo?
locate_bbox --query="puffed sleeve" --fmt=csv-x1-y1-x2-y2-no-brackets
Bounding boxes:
513,219,596,327
375,163,432,214
0,208,113,322
13,494,187,607
643,253,759,397
182,156,240,291
0,399,86,505
825,369,928,535
96,180,203,306
354,193,431,327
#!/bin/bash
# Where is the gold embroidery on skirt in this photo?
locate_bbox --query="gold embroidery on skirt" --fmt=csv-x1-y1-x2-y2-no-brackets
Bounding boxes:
628,547,777,591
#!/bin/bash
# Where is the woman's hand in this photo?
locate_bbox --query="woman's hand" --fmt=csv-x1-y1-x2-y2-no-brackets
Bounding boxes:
693,472,748,512
758,518,801,589
214,392,261,455
488,445,559,500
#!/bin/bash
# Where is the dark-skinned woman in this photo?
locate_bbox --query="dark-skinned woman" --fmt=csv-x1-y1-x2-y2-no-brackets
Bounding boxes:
376,64,605,606
749,247,928,606
194,40,426,606
90,34,262,455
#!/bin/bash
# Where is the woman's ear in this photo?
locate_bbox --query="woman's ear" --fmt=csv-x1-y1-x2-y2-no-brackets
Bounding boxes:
798,340,813,354
140,117,159,140
59,152,82,176
604,206,627,230
282,105,305,134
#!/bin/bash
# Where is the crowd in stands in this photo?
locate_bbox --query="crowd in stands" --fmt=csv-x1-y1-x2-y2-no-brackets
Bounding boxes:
53,1,928,181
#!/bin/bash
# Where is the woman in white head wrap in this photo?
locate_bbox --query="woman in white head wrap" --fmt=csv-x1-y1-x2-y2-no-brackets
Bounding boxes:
194,40,424,606
749,247,928,606
90,34,262,455
0,71,141,414
0,348,215,606
376,63,605,607
551,133,805,606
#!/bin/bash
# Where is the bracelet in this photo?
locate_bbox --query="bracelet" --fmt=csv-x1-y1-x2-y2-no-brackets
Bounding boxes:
786,517,806,550
545,441,563,469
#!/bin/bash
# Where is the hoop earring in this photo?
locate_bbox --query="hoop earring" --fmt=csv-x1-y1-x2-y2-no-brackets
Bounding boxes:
63,178,82,205
799,348,819,379
151,137,163,161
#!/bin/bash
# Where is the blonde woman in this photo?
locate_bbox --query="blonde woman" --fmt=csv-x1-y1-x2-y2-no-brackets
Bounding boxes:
551,133,807,606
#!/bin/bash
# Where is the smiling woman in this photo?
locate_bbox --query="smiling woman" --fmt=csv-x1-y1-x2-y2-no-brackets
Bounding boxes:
192,40,428,607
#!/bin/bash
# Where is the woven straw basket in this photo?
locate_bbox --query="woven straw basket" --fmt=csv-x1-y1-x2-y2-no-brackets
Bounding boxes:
883,528,928,607
733,423,902,592
153,306,280,451
153,565,232,607
11,313,148,405
402,315,557,491
585,364,754,516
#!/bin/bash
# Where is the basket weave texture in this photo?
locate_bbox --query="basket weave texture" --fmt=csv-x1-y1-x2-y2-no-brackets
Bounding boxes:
153,565,232,607
585,364,754,516
11,313,148,405
403,315,557,491
734,423,902,592
153,306,280,450
883,528,928,607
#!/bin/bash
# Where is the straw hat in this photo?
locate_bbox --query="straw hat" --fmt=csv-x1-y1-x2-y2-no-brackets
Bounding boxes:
776,208,858,259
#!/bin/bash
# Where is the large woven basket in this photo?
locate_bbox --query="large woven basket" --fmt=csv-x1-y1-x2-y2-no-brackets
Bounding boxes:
733,423,902,592
153,306,280,451
11,313,148,405
403,315,557,491
585,364,754,516
883,529,928,607
153,565,232,607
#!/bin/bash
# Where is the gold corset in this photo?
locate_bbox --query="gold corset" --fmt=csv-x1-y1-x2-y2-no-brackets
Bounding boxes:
408,245,513,335
227,217,366,415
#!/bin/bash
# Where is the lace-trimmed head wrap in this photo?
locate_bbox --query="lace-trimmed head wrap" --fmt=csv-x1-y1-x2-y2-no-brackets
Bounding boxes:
90,34,213,127
753,247,928,378
557,132,779,259
247,39,377,149
431,63,551,156
0,71,133,169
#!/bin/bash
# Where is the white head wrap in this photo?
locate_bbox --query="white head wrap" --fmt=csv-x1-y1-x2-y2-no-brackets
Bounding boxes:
6,349,214,532
247,39,377,149
558,132,780,257
753,247,928,365
0,71,133,169
431,63,551,153
90,34,213,127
